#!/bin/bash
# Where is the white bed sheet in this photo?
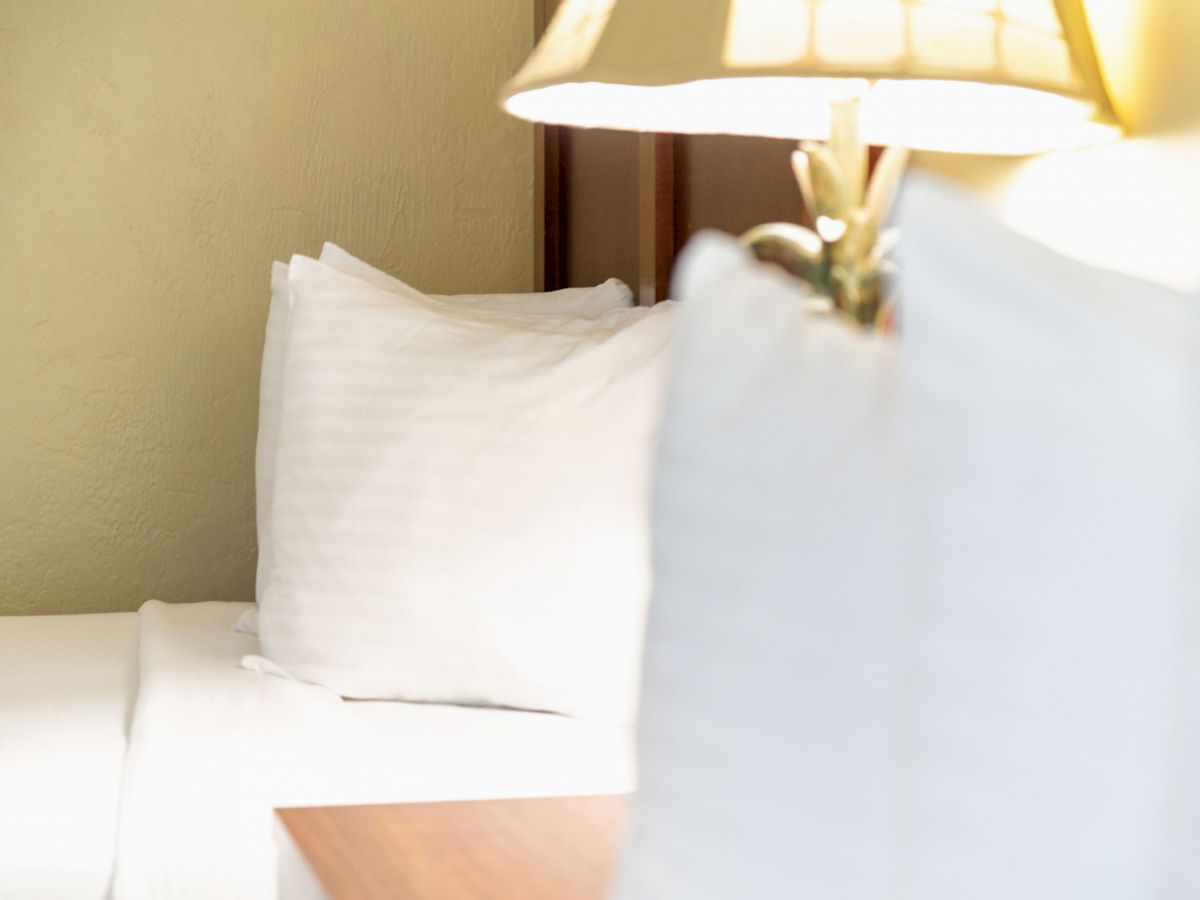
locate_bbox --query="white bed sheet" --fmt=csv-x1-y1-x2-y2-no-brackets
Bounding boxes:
113,601,635,900
0,611,138,900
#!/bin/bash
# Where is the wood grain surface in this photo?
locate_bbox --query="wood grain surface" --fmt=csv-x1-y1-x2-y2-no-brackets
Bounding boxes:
276,795,629,900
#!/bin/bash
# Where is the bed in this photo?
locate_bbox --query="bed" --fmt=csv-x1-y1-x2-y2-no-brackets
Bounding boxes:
6,84,1200,900
0,16,685,886
1,602,634,899
8,184,1200,900
17,2,1200,896
0,612,137,899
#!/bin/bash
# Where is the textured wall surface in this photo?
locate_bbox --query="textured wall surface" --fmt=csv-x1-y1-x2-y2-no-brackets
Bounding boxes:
0,0,533,615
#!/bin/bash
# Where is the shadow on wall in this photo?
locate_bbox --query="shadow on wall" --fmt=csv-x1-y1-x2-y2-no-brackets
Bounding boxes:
913,0,1200,292
0,0,534,615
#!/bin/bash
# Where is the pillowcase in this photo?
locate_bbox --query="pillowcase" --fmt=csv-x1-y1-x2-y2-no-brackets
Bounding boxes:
249,261,292,617
243,249,635,636
616,180,1200,899
257,256,676,723
612,232,907,900
319,242,634,317
896,174,1199,897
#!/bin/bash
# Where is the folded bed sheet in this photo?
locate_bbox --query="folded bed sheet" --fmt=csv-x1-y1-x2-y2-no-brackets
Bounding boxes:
113,601,635,900
0,611,138,899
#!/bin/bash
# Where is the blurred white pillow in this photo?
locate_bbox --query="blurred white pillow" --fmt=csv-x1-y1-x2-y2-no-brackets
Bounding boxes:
242,248,634,636
318,242,633,317
899,174,1199,898
614,232,907,899
617,179,1200,900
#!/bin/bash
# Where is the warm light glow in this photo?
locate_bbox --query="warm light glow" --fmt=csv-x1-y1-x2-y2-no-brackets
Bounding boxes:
504,77,866,143
861,79,1118,153
504,77,1119,154
1001,0,1062,30
521,0,620,82
503,0,1119,156
724,0,810,67
1002,134,1200,290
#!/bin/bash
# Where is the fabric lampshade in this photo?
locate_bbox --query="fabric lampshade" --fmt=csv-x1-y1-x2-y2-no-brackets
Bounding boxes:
502,0,1119,154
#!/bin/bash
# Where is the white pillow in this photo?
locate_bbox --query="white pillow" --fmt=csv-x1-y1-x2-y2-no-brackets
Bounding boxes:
616,182,1200,899
613,232,907,900
250,261,292,613
243,249,634,636
319,242,634,317
257,256,676,723
897,174,1199,898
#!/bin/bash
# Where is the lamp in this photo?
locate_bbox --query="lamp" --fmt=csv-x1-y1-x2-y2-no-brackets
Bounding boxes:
501,0,1119,324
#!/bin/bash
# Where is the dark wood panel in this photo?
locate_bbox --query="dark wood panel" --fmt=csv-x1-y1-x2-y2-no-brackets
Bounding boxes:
533,0,562,292
534,122,564,292
548,130,811,301
533,0,830,302
673,135,808,252
561,128,641,293
638,133,676,306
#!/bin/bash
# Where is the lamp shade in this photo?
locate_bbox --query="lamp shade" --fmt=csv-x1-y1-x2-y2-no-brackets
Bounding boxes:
502,0,1119,154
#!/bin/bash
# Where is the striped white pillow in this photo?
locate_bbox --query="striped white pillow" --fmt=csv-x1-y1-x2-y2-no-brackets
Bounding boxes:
258,256,676,723
245,248,634,636
251,261,294,615
319,242,634,318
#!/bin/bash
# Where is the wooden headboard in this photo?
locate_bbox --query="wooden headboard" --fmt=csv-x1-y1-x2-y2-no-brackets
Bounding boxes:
533,1,807,305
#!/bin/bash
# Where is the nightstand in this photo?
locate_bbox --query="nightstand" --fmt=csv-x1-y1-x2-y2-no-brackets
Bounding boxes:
275,794,628,899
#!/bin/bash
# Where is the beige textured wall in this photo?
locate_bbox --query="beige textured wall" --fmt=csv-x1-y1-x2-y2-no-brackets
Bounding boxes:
0,0,533,615
915,0,1200,292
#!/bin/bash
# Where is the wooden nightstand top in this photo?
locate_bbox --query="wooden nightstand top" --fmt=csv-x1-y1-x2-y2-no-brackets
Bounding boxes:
275,794,629,900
